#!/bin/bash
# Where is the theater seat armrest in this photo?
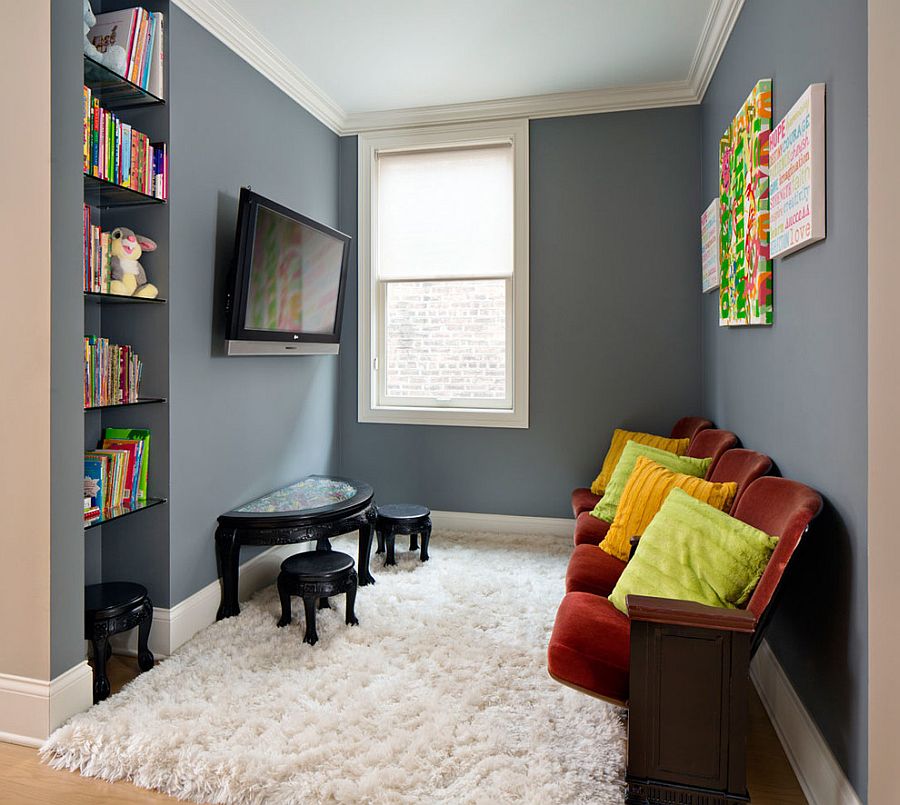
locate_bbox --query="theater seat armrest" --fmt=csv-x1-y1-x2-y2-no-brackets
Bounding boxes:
626,595,757,633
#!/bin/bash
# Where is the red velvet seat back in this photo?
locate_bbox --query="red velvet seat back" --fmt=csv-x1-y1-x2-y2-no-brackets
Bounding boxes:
732,477,823,622
685,429,738,473
669,416,714,442
707,448,773,508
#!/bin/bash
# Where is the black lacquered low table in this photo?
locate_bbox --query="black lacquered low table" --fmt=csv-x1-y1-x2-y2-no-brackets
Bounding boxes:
215,475,375,620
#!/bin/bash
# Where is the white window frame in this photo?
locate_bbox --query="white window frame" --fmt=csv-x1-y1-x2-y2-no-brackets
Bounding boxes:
357,119,529,428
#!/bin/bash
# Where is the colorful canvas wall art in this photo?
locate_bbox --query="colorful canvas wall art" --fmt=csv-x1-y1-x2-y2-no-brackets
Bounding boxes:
770,83,826,258
701,198,720,293
719,78,773,326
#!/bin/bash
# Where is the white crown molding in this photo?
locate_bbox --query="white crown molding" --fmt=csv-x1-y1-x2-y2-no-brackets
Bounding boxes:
171,0,345,133
172,0,744,133
687,0,746,100
344,80,698,133
174,0,744,134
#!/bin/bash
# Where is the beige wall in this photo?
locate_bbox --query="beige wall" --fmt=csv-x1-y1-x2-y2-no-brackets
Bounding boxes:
0,0,52,681
868,0,900,801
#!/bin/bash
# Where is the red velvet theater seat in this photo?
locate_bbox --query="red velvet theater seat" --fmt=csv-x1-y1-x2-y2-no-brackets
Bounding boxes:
707,448,773,510
669,416,714,442
572,510,610,546
566,448,773,596
548,477,822,705
565,543,625,597
570,487,601,517
547,591,631,705
570,417,714,517
686,428,739,473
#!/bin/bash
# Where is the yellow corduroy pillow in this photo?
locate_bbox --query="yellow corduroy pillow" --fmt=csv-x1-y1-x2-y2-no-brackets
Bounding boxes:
599,456,737,561
590,429,690,495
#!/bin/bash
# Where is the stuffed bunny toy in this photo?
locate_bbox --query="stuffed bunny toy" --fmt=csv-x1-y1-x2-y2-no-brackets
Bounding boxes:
108,228,159,299
83,0,128,77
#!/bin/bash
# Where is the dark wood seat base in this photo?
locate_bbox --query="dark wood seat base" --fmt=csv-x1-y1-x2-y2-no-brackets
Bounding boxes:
84,582,154,703
276,550,359,645
374,504,432,566
626,778,749,805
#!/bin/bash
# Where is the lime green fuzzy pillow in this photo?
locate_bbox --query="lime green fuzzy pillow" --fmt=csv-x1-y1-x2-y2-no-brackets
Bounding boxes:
591,441,712,523
608,488,778,615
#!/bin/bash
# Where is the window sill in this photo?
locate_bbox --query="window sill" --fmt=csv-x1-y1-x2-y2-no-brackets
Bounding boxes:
358,404,528,429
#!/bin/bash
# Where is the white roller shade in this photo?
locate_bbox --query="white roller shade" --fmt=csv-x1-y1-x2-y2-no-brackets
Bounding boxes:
375,143,514,281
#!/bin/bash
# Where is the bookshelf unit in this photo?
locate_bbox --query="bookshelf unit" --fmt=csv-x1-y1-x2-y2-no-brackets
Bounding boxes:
83,0,170,596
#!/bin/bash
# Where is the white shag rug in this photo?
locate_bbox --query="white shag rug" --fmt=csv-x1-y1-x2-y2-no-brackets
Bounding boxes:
42,530,625,804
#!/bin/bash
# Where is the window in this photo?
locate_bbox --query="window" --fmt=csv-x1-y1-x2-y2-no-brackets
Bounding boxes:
358,120,529,428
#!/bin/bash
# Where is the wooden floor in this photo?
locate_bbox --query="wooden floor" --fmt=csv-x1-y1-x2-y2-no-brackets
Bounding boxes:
0,655,806,804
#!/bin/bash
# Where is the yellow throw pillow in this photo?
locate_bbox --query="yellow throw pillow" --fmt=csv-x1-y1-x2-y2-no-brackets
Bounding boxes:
599,456,737,561
590,429,690,495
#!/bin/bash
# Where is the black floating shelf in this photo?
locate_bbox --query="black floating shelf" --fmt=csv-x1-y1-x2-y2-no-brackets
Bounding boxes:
84,397,167,411
84,497,167,530
83,55,165,110
84,173,165,208
84,291,167,305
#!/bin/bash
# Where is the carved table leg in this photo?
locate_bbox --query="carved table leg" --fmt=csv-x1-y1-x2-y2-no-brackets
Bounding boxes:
409,532,419,551
376,527,385,555
302,596,319,645
276,574,292,627
345,569,359,626
137,599,155,672
91,627,111,703
385,526,397,566
420,521,432,561
215,526,241,620
358,518,376,586
316,537,332,551
318,597,331,610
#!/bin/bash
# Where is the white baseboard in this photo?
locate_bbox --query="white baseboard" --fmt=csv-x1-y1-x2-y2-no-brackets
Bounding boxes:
0,661,93,746
751,640,862,805
110,542,307,658
430,510,574,537
110,513,572,660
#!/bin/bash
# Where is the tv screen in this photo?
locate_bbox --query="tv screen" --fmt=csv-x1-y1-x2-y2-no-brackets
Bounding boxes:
225,188,351,355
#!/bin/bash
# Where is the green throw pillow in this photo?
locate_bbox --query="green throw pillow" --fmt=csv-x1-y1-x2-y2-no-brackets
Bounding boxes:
608,488,778,615
591,441,712,523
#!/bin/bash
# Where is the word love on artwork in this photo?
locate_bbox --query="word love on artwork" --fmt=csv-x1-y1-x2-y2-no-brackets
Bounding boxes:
770,84,826,259
719,78,773,327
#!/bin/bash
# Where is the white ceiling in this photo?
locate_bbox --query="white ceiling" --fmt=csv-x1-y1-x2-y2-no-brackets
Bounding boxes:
175,0,745,132
225,0,713,112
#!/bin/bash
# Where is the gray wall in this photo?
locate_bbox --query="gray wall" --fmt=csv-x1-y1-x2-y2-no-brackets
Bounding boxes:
337,108,703,518
50,0,87,678
166,8,341,604
699,0,868,797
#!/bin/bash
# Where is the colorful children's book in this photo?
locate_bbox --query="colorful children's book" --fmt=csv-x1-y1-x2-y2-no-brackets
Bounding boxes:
148,12,165,98
103,427,151,501
87,449,129,508
88,9,138,78
102,438,144,502
84,455,107,511
100,440,140,502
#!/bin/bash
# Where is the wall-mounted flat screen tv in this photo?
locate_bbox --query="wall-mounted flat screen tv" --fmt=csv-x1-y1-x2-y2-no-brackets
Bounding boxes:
225,188,351,356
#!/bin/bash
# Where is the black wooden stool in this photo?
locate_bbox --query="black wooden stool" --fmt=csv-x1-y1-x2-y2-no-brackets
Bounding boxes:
375,504,432,565
277,550,359,645
84,582,154,703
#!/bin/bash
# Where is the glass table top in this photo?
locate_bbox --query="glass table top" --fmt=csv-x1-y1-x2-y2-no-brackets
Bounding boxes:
237,476,359,514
